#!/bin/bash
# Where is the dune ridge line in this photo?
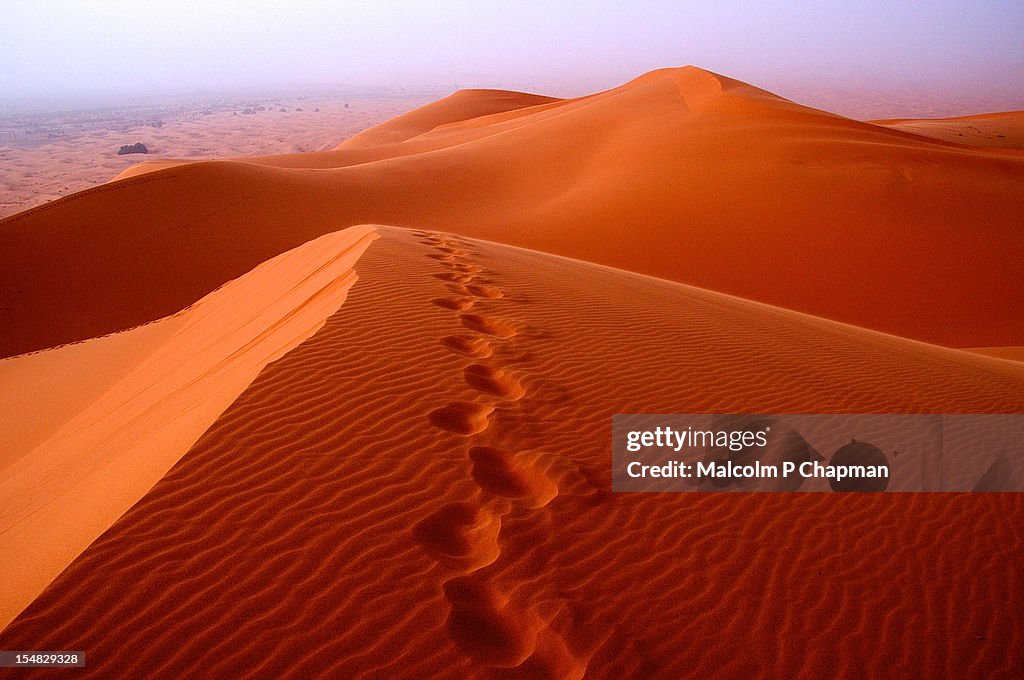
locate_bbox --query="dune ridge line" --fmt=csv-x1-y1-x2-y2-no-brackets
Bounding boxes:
0,224,379,629
2,67,1022,356
1,227,1020,677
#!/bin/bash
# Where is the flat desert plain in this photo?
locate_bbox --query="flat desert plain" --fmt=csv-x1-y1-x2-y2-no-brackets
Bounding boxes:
0,91,438,218
0,67,1022,679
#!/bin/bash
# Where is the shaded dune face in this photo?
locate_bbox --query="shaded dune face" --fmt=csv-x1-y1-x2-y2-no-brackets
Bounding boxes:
2,66,1023,358
0,229,1021,679
0,226,379,629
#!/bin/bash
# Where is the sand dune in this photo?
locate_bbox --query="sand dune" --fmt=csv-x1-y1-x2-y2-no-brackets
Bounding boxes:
339,89,562,148
2,67,1022,358
0,94,435,219
1,66,1022,678
1,227,1021,678
875,110,1024,149
0,225,376,629
109,89,561,181
965,346,1024,362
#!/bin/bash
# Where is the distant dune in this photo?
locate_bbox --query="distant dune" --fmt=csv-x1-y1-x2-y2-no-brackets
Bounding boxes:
875,110,1024,150
0,67,1022,678
2,68,1022,355
0,93,435,219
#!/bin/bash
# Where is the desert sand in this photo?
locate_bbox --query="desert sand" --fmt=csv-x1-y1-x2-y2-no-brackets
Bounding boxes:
2,68,1022,355
0,92,437,219
875,110,1024,150
0,225,376,629
0,67,1022,678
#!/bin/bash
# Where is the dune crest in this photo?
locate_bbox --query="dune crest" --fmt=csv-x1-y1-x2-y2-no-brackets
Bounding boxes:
965,346,1024,362
338,88,562,149
2,67,1021,355
0,224,378,629
0,227,1020,677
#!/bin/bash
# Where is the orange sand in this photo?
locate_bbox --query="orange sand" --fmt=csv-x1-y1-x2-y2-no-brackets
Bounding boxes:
2,68,1022,354
965,346,1024,362
0,67,1022,679
875,111,1024,149
0,93,434,218
0,225,376,628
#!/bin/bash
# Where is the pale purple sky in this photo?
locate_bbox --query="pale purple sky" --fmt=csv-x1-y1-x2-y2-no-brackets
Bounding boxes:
3,1,1022,116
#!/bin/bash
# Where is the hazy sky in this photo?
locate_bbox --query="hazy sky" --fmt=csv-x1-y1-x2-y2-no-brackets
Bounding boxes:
3,0,1023,109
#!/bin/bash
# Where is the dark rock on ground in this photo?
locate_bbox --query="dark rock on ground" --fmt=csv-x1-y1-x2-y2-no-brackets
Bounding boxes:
117,142,149,155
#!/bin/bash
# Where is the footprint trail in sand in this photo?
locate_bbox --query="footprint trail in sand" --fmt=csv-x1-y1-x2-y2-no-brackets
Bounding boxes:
414,230,593,678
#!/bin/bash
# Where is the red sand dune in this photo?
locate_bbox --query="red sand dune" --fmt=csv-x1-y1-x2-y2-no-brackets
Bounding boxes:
875,110,1024,150
1,67,1023,679
2,67,1023,357
966,345,1024,362
0,225,376,627
2,229,1023,678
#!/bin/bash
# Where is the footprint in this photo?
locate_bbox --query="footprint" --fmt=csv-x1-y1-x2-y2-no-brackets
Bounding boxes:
451,263,484,274
460,314,517,338
413,502,501,571
443,575,540,668
429,402,495,435
432,297,476,311
509,630,589,680
443,576,586,677
467,284,503,299
463,364,525,399
428,253,458,262
468,447,559,509
436,246,469,256
446,283,472,296
434,272,475,283
441,335,493,358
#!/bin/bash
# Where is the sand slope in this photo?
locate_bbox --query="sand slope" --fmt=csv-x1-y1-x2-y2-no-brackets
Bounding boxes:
0,94,436,218
0,225,377,629
338,89,562,149
965,346,1024,362
2,67,1023,356
875,110,1024,149
1,65,1022,678
0,227,1021,678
